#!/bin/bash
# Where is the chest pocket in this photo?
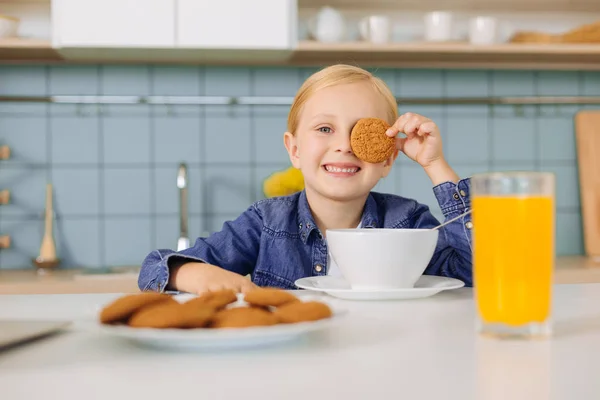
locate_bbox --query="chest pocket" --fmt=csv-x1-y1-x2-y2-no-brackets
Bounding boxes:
252,270,297,290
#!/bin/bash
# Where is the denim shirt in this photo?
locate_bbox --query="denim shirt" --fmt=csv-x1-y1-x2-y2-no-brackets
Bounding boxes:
138,178,473,293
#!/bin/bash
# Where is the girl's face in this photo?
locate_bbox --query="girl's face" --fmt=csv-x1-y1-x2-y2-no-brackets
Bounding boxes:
284,81,397,203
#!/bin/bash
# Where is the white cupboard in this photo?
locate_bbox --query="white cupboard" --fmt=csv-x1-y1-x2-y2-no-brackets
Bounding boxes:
51,0,175,47
176,0,297,49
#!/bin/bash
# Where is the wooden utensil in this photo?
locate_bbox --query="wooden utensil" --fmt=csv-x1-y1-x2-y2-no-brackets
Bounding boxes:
0,145,10,160
0,190,10,205
575,111,600,259
0,235,10,249
37,183,57,263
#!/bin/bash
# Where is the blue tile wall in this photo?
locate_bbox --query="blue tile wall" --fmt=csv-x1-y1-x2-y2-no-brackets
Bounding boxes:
0,65,593,270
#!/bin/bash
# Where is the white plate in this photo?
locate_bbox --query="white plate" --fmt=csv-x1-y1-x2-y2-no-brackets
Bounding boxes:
294,275,465,300
95,294,345,351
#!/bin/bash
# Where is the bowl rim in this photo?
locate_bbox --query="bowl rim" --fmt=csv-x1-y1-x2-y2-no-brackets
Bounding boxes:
326,228,436,234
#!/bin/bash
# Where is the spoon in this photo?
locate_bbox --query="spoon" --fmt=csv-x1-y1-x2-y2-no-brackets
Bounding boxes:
431,209,472,231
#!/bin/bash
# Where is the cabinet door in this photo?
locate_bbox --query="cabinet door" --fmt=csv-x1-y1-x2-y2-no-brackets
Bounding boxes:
52,0,175,47
177,0,297,49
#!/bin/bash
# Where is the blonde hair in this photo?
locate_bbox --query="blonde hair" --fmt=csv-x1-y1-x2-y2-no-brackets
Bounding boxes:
287,64,398,135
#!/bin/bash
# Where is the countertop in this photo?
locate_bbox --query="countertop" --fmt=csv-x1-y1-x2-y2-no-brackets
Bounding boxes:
1,256,600,295
0,266,141,294
1,286,600,399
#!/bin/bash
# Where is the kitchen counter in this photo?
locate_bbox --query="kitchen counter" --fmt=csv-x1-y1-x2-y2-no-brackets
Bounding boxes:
1,285,600,399
0,267,141,295
1,256,599,295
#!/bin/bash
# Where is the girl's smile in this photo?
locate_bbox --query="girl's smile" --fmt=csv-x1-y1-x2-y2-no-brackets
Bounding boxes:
322,162,361,177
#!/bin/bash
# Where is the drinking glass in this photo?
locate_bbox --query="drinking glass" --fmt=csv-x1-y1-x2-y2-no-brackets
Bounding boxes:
471,171,555,339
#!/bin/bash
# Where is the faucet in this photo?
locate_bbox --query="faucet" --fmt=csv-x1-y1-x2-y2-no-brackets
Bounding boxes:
176,163,190,251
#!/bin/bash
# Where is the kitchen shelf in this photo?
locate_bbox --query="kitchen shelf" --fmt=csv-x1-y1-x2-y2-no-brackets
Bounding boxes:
0,38,62,62
3,38,600,70
297,0,600,12
290,41,600,70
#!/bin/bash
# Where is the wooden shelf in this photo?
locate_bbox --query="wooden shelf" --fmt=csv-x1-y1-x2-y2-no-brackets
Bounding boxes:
0,38,63,62
290,41,600,70
3,38,600,70
298,0,600,12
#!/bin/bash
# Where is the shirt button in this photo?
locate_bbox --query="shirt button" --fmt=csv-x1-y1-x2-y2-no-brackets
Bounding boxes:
453,193,460,200
460,190,466,197
315,264,323,273
465,221,473,229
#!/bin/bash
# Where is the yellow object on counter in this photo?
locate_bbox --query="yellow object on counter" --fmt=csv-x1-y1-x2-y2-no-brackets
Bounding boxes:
263,166,304,198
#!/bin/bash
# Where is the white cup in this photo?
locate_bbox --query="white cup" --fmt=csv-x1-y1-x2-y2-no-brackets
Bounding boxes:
308,6,346,43
359,15,391,44
326,228,439,290
424,11,453,41
469,16,498,44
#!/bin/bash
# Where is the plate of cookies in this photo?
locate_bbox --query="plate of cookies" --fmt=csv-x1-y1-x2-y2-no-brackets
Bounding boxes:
96,288,344,350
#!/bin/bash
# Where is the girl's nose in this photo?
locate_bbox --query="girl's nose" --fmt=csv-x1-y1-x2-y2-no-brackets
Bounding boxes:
334,132,353,153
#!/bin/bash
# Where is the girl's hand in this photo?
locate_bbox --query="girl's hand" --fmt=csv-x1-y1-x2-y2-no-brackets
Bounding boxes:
169,262,258,294
386,112,444,168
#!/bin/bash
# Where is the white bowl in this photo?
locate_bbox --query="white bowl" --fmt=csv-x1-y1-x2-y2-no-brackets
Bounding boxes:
326,228,439,290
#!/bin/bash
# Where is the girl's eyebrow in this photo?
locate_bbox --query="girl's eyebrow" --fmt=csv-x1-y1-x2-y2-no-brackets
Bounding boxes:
309,113,337,123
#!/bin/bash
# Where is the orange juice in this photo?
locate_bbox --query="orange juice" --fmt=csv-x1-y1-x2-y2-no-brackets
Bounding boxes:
472,195,554,326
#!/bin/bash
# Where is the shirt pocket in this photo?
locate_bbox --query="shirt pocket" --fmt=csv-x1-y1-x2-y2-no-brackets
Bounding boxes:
252,270,297,290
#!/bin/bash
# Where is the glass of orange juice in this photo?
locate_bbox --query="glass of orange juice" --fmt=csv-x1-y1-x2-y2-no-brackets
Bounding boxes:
471,171,555,339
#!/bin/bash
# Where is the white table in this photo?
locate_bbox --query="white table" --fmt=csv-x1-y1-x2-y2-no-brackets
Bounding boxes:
1,285,600,400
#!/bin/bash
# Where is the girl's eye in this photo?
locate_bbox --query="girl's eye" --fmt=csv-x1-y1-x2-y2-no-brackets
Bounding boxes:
318,127,332,133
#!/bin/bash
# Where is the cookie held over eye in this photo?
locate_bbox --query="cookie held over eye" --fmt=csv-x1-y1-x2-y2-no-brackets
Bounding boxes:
350,117,396,164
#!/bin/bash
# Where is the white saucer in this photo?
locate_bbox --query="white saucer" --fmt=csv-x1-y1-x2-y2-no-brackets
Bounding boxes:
294,275,465,300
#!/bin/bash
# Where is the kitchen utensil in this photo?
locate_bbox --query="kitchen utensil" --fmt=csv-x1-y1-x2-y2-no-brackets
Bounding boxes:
471,171,555,339
0,145,10,160
424,11,453,42
327,228,439,290
307,6,346,43
0,190,9,204
295,275,464,300
432,209,472,231
0,320,71,350
469,16,498,45
176,163,190,251
358,15,391,44
575,111,600,259
34,183,59,270
0,235,10,249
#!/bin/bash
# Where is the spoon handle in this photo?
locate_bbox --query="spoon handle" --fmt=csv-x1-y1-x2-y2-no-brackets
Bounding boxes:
432,209,473,231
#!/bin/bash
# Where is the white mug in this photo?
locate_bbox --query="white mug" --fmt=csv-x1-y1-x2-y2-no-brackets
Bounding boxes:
308,6,346,43
469,16,497,44
424,11,453,41
359,15,391,44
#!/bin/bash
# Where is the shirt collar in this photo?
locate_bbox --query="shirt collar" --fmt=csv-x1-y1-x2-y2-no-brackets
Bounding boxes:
296,190,380,244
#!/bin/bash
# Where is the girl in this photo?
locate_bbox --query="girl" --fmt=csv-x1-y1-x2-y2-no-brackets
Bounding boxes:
138,64,473,294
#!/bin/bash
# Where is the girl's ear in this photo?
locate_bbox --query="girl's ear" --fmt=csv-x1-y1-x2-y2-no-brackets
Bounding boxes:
284,132,301,169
